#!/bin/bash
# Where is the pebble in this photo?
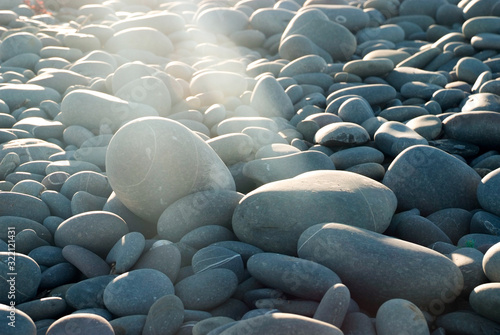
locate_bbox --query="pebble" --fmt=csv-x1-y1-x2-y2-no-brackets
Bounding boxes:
0,1,499,333
250,75,294,120
109,315,147,335
217,313,343,334
46,313,114,335
426,208,472,244
247,252,341,301
298,223,463,313
313,283,350,327
62,244,110,278
143,294,185,335
448,247,487,297
0,252,41,304
233,170,397,254
280,8,356,62
477,168,500,217
483,242,500,282
375,299,429,335
470,210,500,235
65,275,116,310
469,283,500,324
106,117,235,223
374,121,428,157
0,303,36,335
60,89,158,134
54,211,129,258
17,297,66,322
382,145,481,215
103,269,174,316
243,151,335,184
175,268,238,310
192,246,244,282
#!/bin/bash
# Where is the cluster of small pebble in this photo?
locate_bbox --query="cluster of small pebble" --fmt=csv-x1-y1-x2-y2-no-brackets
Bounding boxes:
0,0,500,334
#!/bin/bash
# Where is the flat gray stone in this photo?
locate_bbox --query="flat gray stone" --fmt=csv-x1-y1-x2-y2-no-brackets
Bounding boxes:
232,170,397,255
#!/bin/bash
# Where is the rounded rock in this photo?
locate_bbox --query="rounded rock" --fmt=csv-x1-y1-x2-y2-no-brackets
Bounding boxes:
106,117,235,223
469,283,500,323
54,211,129,258
232,170,397,255
375,299,429,335
382,145,481,215
103,269,174,316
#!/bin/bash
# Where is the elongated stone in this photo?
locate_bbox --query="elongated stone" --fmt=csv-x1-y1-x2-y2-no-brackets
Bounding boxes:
298,223,464,313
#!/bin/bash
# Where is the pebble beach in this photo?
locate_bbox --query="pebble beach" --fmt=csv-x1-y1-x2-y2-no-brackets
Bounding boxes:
1,0,500,334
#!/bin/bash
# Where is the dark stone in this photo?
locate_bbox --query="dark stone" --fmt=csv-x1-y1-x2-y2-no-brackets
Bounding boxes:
109,315,147,335
435,311,500,335
382,145,481,215
103,269,175,316
143,294,184,335
192,246,245,282
0,304,36,335
39,262,78,290
443,111,500,148
0,192,50,223
375,299,429,335
298,223,463,313
217,313,343,335
426,208,472,244
106,231,145,275
313,283,350,327
17,297,66,322
0,252,41,304
28,246,65,267
62,245,110,278
247,252,341,301
46,314,114,335
133,242,181,283
180,225,236,250
395,215,452,246
55,211,129,258
175,268,238,311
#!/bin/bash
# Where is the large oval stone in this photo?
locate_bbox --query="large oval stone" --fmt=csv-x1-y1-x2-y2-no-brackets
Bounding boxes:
0,193,50,223
0,252,41,305
443,111,500,148
232,170,397,255
54,211,129,258
298,223,464,313
106,117,235,223
103,269,174,316
383,145,481,216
